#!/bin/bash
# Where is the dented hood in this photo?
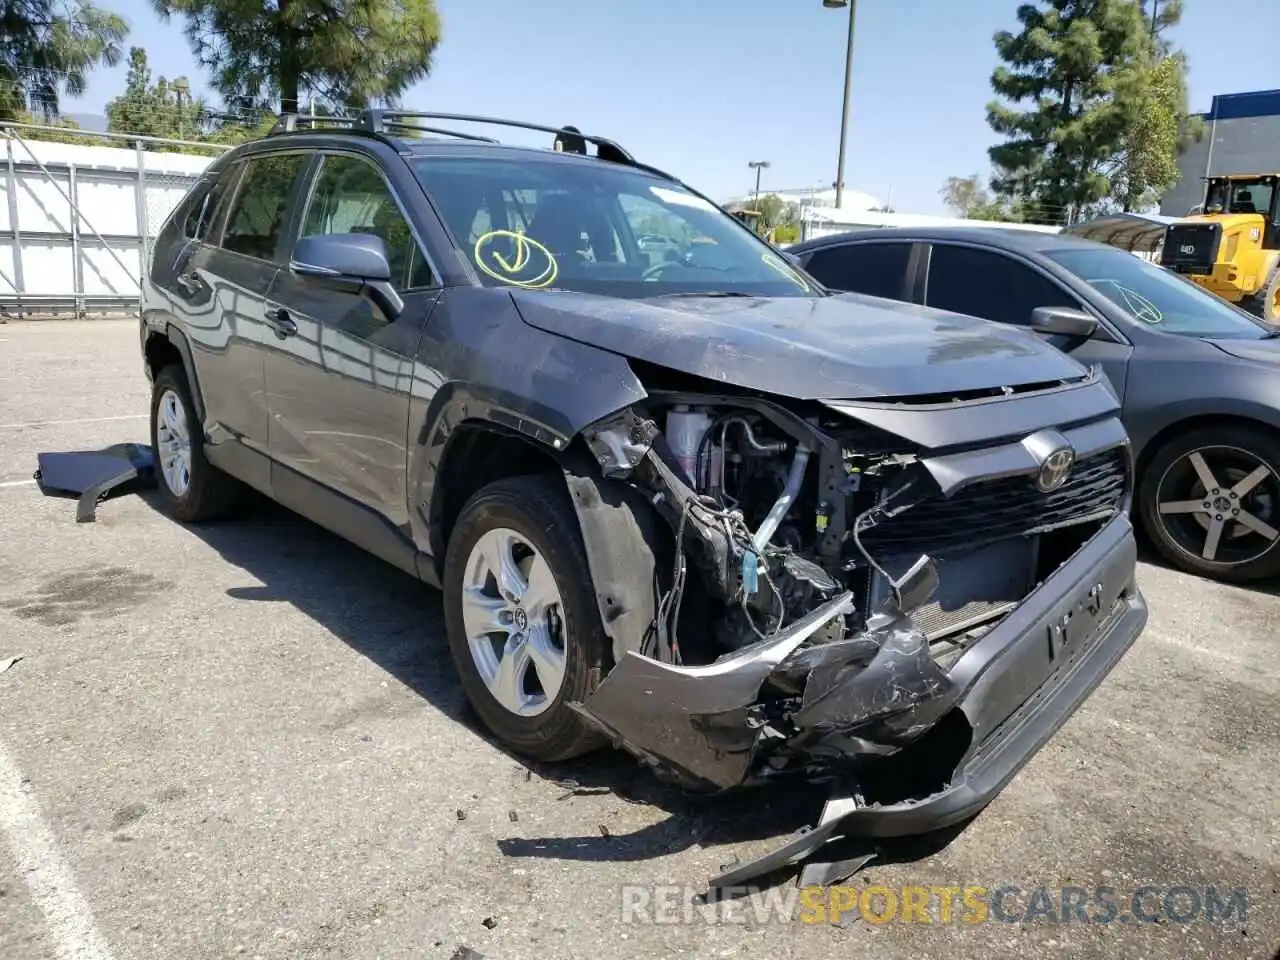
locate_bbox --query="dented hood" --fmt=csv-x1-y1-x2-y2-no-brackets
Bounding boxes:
510,289,1088,401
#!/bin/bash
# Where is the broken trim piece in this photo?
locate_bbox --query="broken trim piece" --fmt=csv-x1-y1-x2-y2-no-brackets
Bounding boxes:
568,592,855,789
34,444,156,522
562,463,668,664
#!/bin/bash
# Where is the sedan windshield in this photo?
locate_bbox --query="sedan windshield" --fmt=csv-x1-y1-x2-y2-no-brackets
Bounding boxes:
1045,247,1270,338
410,155,818,299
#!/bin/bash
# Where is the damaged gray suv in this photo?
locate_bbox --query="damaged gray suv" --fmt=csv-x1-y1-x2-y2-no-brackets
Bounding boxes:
140,111,1147,842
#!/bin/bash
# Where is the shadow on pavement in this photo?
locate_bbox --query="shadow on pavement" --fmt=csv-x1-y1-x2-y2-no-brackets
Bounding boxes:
1136,537,1280,598
111,482,972,879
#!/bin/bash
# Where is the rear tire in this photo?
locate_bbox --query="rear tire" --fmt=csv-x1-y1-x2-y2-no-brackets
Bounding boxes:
442,475,608,762
1137,424,1280,582
149,364,242,523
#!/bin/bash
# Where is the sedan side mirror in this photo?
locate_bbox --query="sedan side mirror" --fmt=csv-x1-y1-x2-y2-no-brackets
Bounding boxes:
1031,306,1097,339
291,233,403,318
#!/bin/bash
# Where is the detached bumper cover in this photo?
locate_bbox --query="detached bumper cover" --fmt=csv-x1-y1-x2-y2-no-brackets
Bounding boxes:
571,512,1146,833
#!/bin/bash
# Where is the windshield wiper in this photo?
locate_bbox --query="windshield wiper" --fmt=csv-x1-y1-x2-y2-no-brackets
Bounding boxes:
651,291,759,299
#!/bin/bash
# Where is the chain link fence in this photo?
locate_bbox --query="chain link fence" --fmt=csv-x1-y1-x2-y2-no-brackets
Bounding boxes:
1,104,233,319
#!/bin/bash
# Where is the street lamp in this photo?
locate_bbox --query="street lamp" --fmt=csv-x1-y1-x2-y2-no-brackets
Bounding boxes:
748,160,770,206
824,0,857,210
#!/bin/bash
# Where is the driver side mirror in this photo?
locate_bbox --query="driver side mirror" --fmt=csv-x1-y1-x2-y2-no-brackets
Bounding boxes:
291,233,403,318
1031,306,1097,339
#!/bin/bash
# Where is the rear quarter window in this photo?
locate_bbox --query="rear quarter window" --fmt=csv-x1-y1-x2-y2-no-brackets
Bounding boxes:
180,171,235,243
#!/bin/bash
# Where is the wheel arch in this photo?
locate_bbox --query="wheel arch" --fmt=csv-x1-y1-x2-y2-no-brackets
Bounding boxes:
142,322,206,424
417,410,670,666
424,420,567,565
1134,410,1280,496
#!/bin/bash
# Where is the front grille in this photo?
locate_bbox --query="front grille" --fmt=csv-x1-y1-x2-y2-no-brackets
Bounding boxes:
860,447,1128,555
1160,223,1220,274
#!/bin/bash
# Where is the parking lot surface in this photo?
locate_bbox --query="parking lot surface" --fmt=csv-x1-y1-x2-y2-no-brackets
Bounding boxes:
1,319,1277,960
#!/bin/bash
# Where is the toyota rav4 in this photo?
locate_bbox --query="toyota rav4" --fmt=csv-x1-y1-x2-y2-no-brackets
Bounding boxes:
140,111,1147,839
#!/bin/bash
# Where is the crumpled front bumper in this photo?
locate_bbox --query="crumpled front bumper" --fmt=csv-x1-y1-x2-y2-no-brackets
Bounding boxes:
570,512,1146,835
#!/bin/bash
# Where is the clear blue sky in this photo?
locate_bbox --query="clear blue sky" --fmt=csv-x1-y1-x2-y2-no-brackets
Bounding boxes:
77,0,1280,214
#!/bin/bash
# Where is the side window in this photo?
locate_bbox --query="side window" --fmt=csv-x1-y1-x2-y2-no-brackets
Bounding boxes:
181,171,235,242
925,244,1078,325
220,154,308,261
301,154,434,289
802,243,912,300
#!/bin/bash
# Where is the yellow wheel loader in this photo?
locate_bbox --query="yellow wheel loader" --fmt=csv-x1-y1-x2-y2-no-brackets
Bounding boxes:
1159,174,1280,323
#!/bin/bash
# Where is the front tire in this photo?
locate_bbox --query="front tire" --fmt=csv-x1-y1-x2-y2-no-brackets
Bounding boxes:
1138,424,1280,582
442,475,608,762
1242,268,1280,325
149,364,242,523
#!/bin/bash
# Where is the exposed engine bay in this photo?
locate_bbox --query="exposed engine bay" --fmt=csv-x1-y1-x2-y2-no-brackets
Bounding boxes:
565,388,1131,802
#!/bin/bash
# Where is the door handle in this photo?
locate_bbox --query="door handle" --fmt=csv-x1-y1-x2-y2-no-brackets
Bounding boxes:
263,303,297,338
175,271,202,294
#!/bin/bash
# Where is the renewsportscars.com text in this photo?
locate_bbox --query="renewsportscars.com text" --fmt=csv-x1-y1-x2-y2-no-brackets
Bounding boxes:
620,884,1249,926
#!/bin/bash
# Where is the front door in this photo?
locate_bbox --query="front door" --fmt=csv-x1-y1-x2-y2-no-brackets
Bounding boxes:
922,242,1134,401
263,151,441,531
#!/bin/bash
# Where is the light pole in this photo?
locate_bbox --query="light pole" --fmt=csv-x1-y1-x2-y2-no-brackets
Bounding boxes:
824,0,857,210
748,160,770,207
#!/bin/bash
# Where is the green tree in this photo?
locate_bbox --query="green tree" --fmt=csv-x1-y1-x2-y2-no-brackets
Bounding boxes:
1105,1,1204,211
939,174,1027,221
151,0,443,115
986,0,1153,224
0,0,128,121
1108,54,1187,211
105,47,206,145
940,175,987,216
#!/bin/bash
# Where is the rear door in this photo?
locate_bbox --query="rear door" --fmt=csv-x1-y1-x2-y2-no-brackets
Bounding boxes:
922,242,1135,400
262,150,442,531
166,151,311,489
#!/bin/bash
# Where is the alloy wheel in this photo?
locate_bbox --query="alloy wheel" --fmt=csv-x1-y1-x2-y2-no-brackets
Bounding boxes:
155,388,193,497
1155,444,1280,566
460,527,568,717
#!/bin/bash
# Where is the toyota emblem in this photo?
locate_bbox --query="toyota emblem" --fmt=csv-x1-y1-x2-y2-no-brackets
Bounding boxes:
1036,447,1076,492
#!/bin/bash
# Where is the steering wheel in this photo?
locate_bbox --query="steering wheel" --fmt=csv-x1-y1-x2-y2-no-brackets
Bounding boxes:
642,259,692,281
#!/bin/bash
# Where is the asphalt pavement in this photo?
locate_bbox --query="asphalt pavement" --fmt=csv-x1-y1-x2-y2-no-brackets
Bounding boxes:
0,320,1276,960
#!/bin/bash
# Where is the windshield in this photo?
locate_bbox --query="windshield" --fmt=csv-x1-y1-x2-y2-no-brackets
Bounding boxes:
410,155,817,298
1044,247,1271,338
1204,178,1274,216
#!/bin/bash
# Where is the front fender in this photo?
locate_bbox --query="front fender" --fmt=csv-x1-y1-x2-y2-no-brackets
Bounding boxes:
405,287,650,556
1124,360,1280,463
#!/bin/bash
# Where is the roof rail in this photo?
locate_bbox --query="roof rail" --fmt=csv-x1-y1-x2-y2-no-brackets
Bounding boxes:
268,112,360,135
265,109,636,167
373,111,635,164
380,120,499,143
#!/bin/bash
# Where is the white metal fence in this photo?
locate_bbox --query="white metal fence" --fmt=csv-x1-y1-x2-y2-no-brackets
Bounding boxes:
1,127,224,318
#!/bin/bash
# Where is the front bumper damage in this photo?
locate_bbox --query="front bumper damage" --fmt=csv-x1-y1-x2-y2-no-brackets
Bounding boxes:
570,510,1147,876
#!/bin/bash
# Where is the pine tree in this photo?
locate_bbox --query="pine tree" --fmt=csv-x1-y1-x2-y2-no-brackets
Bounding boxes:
986,0,1153,223
151,0,443,116
0,0,127,121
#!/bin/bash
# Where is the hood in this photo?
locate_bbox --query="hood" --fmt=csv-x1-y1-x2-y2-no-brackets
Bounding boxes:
1203,335,1280,365
510,290,1088,401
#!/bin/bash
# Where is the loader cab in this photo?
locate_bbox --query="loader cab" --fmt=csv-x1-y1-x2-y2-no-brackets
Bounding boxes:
1160,174,1280,320
1202,175,1280,247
